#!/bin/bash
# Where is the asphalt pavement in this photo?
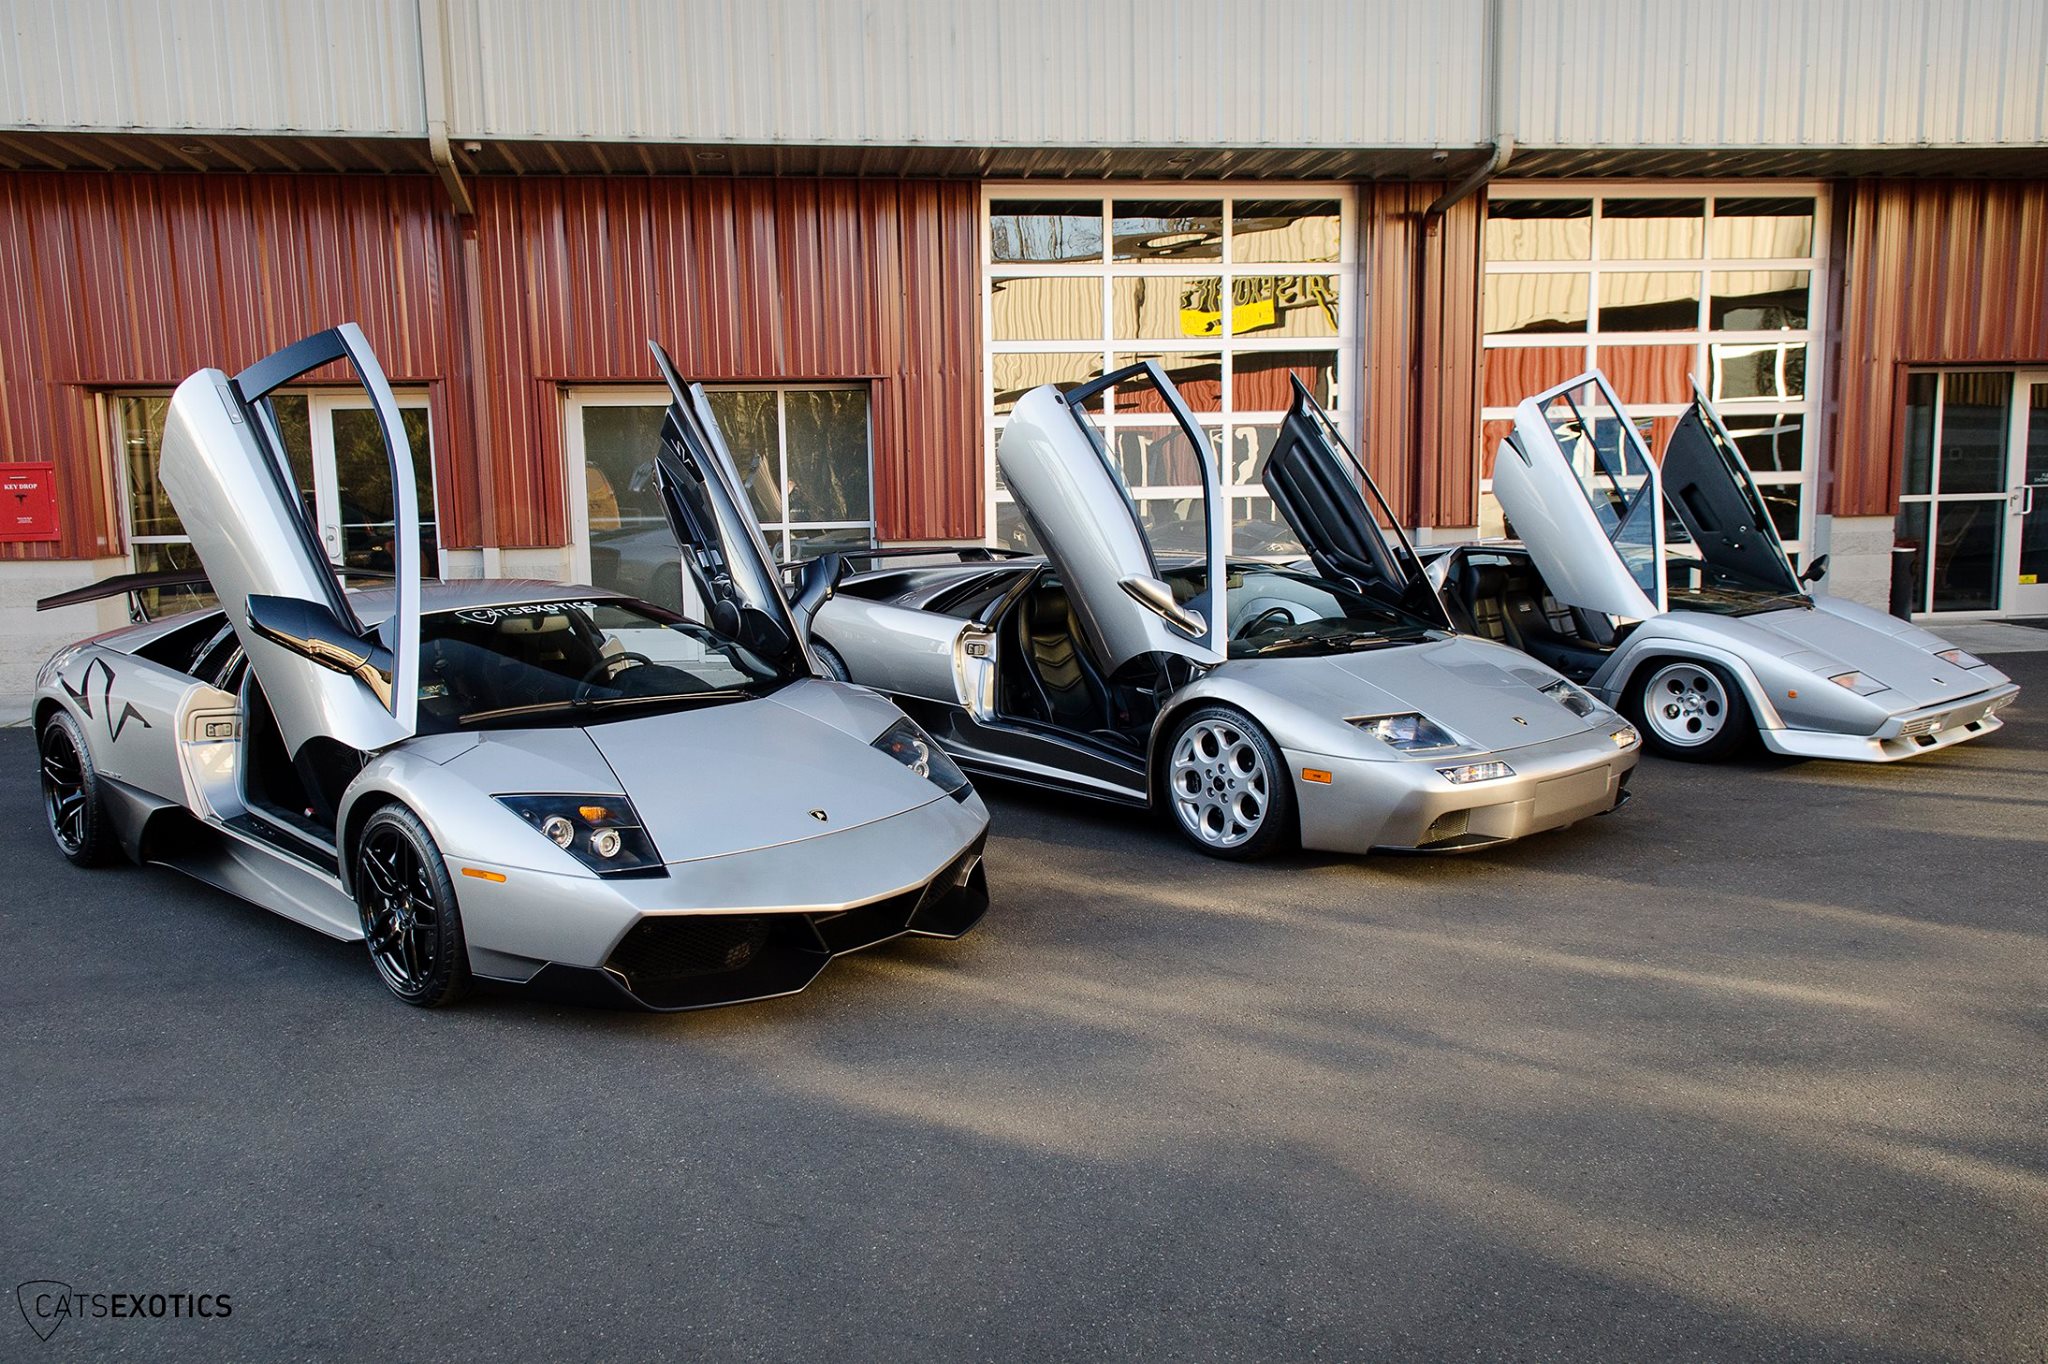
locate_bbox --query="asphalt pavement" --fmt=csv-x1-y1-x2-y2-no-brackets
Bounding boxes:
4,653,2045,1363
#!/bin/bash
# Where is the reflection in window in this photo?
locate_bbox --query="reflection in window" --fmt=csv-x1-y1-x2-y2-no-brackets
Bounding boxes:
1721,413,1805,473
1597,198,1705,260
1597,272,1701,331
1112,352,1222,412
1709,198,1815,258
1712,343,1806,400
990,200,1103,263
1111,200,1223,261
1933,371,2014,495
1113,276,1224,340
991,276,1103,342
1234,351,1337,411
1231,200,1340,263
1483,273,1589,334
992,353,1105,414
1710,272,1810,329
328,406,438,577
1482,198,1592,262
1902,372,1938,496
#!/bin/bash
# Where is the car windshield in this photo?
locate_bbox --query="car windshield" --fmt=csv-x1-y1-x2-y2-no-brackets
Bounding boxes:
1663,551,1811,616
415,597,799,733
1162,560,1445,658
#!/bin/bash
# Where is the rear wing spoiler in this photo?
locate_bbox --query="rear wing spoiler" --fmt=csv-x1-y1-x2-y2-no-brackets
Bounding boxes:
37,565,395,621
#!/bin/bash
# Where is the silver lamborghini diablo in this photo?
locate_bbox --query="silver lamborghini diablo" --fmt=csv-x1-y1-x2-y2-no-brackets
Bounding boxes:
1428,371,2019,761
810,364,1640,859
33,325,989,1009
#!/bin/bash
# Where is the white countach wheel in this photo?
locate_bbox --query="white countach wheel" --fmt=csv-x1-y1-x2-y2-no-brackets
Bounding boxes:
1630,660,1751,761
1164,705,1294,860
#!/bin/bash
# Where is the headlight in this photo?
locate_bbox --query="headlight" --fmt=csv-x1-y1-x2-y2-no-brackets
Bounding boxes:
872,717,971,799
1541,678,1600,718
1438,761,1514,784
1936,647,1985,668
1350,712,1468,754
1829,671,1889,696
495,795,663,875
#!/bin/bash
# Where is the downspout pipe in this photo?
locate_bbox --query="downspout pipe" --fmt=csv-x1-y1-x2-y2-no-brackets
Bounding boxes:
417,0,473,216
1424,135,1515,228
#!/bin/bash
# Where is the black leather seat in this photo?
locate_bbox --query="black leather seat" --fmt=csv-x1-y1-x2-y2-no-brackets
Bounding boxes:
1462,564,1510,643
1016,583,1110,731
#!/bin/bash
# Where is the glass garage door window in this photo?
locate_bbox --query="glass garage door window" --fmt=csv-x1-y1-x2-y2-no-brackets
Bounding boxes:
572,385,873,613
984,186,1357,557
1478,188,1825,559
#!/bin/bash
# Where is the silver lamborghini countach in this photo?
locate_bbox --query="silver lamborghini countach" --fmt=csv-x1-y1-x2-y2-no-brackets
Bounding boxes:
1429,371,2019,761
33,325,989,1009
809,364,1640,859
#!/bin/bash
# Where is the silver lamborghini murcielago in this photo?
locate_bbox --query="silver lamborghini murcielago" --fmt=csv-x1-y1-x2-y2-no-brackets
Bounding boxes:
809,363,1641,859
33,325,989,1009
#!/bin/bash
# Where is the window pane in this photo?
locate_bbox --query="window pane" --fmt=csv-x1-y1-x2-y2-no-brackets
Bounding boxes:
2021,383,2048,584
1112,199,1223,261
1710,197,1815,258
1231,199,1340,263
1710,271,1810,330
1758,480,1802,542
132,540,217,617
120,397,180,539
1231,494,1305,556
788,525,873,559
782,389,871,525
992,352,1104,414
1932,501,2004,610
1232,350,1337,412
703,390,781,522
1484,198,1592,262
1113,275,1223,339
1597,271,1700,331
1112,352,1222,412
1902,372,1937,496
990,199,1102,263
1712,343,1806,400
993,499,1040,553
1134,495,1209,555
1936,372,2013,495
1893,501,1931,612
1598,198,1704,260
1483,273,1589,334
991,276,1102,342
1598,343,1696,406
330,406,438,577
581,404,678,608
267,394,316,515
1107,423,1209,487
1225,422,1279,485
1231,274,1340,338
1722,412,1805,473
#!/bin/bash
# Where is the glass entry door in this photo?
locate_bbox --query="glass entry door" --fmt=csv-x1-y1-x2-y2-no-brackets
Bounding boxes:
306,394,439,578
2006,376,2048,615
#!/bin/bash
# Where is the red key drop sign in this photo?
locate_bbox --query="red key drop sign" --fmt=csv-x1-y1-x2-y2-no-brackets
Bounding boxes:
0,462,61,542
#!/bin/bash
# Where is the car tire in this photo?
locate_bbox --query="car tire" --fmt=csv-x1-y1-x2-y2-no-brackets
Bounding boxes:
355,804,472,1008
1161,704,1295,860
810,639,852,682
1624,659,1753,761
39,710,117,867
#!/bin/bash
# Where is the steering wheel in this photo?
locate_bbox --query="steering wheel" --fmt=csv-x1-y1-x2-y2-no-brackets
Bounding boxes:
1235,606,1296,640
573,651,654,703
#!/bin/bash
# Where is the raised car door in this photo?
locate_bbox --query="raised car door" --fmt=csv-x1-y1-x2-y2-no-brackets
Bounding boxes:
1657,387,1803,596
156,324,419,757
1493,370,1666,620
1259,375,1452,628
995,362,1225,674
644,342,810,657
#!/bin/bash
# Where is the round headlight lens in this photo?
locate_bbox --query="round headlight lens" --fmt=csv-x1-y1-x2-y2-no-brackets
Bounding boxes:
541,815,575,847
590,828,623,859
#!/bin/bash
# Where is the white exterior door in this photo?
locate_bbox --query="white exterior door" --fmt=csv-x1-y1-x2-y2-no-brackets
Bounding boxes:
2004,373,2048,615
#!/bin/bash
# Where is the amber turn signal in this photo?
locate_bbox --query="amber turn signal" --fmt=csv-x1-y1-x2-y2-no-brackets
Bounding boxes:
1301,768,1333,784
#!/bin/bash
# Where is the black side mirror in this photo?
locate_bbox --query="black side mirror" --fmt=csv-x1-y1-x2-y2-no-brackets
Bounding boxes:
789,553,848,633
245,593,395,706
1798,553,1830,586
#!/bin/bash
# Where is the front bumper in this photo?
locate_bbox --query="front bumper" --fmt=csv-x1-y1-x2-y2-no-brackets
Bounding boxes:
1760,681,2020,762
1288,728,1640,856
451,792,990,1011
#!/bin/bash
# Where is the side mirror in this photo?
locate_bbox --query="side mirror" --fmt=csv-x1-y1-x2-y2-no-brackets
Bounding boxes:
789,553,848,633
1118,574,1207,640
245,593,395,707
1798,553,1829,586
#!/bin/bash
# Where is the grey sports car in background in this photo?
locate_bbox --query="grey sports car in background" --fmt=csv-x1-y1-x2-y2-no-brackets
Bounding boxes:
810,364,1640,859
33,325,988,1009
1430,371,2018,760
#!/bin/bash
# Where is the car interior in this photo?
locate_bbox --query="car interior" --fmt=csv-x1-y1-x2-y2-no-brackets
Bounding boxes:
1443,551,1625,683
992,570,1176,753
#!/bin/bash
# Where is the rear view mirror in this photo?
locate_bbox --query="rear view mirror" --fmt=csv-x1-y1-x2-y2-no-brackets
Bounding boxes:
1118,574,1207,640
1798,553,1829,586
790,553,848,633
245,593,395,705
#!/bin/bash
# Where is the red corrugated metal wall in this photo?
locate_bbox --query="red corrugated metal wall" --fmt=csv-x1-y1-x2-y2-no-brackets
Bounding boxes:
0,172,474,559
1361,183,1483,529
471,177,982,546
1832,179,2048,516
0,171,983,560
